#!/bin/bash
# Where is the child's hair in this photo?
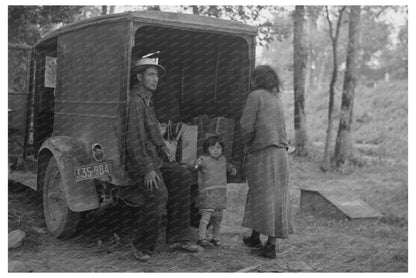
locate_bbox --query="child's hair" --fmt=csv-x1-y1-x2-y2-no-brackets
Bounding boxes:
203,136,224,155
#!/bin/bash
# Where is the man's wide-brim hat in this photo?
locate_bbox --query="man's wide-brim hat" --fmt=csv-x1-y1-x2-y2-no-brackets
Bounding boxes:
132,57,166,77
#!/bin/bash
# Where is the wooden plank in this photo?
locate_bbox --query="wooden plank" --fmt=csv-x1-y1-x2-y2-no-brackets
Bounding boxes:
300,190,346,220
300,186,381,219
319,190,382,219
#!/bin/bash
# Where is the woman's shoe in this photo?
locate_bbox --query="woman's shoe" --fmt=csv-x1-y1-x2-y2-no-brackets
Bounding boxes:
243,236,263,248
258,243,276,259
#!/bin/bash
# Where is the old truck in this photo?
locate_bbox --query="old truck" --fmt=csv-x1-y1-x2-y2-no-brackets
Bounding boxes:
8,11,257,238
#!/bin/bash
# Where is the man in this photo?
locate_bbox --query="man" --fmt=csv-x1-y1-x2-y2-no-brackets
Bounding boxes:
126,56,200,262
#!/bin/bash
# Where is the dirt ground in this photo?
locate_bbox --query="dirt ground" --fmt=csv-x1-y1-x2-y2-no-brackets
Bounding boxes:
8,155,408,273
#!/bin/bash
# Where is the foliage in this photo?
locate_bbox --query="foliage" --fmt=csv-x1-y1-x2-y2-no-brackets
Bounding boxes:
8,46,31,93
256,14,293,87
105,5,288,46
352,6,407,81
8,6,85,45
383,21,408,79
179,5,283,46
271,13,293,42
358,7,392,80
259,5,407,90
76,6,102,19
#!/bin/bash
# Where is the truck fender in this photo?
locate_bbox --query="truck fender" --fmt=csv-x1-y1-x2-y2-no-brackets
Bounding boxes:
38,136,99,212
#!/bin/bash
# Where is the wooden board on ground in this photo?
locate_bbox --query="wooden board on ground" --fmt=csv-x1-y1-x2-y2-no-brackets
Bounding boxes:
300,186,382,220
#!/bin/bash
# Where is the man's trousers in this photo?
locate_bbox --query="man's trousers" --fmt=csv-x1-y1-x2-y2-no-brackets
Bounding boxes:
132,162,193,251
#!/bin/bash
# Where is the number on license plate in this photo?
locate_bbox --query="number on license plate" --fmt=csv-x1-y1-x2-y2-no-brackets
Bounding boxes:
74,161,113,182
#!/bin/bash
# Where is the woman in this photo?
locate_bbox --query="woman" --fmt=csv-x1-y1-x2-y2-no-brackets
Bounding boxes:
240,65,293,259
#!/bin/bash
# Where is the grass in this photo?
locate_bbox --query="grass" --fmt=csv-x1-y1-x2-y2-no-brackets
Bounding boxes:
281,79,408,164
8,150,408,272
224,151,408,272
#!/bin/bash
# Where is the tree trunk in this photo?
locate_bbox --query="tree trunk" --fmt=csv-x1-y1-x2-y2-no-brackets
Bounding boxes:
147,6,161,11
316,52,330,90
109,6,115,14
306,7,318,92
334,6,361,166
322,6,346,170
305,61,311,96
101,6,107,15
191,6,200,15
293,6,308,156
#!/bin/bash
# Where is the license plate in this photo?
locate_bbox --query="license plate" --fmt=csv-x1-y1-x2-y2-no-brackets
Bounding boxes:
74,161,113,182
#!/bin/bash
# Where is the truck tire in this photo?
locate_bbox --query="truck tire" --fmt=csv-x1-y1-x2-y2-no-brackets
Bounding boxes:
43,157,80,238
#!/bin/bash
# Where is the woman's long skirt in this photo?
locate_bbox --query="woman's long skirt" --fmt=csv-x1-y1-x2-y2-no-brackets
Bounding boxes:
242,146,293,238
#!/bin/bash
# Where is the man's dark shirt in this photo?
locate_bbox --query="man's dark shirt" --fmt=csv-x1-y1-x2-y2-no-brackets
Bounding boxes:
126,84,168,179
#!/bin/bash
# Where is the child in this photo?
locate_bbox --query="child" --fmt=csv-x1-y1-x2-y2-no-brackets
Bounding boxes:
193,136,237,247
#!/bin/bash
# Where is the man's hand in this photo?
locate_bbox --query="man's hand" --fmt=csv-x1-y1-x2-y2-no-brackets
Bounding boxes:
167,152,175,163
230,168,237,176
164,150,175,163
144,170,161,191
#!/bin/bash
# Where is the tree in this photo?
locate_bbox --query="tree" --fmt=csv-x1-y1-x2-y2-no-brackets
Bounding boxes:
357,6,391,82
101,5,116,15
257,13,293,88
334,6,361,166
379,16,408,79
293,6,308,156
304,6,322,92
101,5,107,15
8,6,84,45
321,6,346,170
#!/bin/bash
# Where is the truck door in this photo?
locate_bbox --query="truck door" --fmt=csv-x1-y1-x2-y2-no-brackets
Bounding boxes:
33,44,57,156
8,44,32,167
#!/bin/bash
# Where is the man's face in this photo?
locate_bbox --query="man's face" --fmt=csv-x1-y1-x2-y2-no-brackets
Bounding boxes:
137,67,159,92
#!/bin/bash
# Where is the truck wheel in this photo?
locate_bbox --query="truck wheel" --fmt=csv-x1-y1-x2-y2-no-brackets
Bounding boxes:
43,157,80,238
